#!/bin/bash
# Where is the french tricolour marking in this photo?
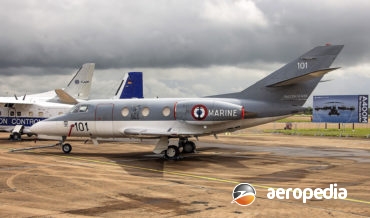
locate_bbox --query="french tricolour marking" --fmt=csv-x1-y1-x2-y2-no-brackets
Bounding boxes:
191,105,208,120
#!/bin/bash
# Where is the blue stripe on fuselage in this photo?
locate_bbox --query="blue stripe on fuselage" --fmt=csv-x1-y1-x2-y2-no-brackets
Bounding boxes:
0,117,45,127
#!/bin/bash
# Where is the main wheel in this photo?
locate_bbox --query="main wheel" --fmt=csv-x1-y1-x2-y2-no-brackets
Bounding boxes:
62,143,72,154
12,133,21,141
165,145,179,159
182,141,196,153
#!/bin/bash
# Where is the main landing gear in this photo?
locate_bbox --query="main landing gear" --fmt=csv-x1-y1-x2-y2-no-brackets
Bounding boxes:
165,145,180,159
156,137,196,160
178,138,196,154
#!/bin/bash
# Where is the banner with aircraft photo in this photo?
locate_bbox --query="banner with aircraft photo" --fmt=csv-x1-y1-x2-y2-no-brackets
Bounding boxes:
313,95,368,123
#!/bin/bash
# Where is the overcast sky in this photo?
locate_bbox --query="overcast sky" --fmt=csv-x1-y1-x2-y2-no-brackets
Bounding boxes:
0,0,369,106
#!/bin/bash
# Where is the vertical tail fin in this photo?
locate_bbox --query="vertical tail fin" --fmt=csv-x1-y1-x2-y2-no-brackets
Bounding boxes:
211,45,343,106
64,63,95,100
113,72,144,99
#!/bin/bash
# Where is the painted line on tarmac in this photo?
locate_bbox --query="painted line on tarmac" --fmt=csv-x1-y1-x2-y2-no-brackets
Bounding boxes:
49,153,370,206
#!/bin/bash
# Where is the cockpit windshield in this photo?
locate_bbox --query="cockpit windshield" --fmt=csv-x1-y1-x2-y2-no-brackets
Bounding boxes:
70,105,88,113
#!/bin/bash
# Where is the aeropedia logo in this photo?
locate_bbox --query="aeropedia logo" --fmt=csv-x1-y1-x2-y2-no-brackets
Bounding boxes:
267,183,347,203
231,183,347,206
231,183,256,206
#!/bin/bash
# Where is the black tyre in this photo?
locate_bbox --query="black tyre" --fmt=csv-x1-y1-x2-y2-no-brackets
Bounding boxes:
62,143,72,154
182,141,195,153
165,145,179,159
12,133,21,141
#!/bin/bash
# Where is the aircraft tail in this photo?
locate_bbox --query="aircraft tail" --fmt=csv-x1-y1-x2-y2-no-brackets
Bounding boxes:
211,45,343,106
64,63,95,100
113,72,144,99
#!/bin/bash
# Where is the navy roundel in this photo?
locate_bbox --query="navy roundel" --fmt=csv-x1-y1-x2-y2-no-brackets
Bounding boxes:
191,105,208,120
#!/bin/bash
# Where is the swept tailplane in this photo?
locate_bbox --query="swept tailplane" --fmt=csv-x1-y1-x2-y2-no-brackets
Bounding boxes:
210,45,343,106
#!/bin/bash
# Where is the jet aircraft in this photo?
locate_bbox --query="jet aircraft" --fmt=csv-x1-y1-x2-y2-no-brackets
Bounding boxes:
30,45,344,159
314,102,355,116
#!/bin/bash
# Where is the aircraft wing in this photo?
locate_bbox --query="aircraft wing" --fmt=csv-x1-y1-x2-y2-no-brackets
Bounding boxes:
0,97,34,105
122,128,199,137
314,106,332,111
338,106,355,111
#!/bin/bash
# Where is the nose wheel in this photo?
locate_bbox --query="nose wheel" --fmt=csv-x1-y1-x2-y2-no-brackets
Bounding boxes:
62,143,72,154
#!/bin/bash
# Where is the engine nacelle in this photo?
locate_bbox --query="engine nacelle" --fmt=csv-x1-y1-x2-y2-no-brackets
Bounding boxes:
175,100,244,125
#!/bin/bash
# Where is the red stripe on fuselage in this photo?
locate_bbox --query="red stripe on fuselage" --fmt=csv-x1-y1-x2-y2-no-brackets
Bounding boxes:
68,124,75,137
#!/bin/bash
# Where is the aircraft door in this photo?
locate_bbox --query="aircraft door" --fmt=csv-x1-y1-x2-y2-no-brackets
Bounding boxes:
174,103,187,120
95,103,114,136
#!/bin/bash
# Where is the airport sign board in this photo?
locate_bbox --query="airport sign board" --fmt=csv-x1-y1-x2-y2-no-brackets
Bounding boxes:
313,95,368,123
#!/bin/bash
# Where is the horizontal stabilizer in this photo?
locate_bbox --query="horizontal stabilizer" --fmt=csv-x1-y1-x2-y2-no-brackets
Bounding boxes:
266,67,340,87
55,89,78,104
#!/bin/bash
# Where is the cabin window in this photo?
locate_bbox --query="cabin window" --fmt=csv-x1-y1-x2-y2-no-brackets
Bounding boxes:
78,105,88,112
71,105,88,113
38,112,44,117
17,112,21,116
121,107,129,117
10,111,15,116
141,107,150,117
29,112,33,117
162,107,171,117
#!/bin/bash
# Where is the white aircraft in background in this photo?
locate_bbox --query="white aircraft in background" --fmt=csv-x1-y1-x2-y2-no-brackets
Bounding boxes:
0,63,95,140
0,65,144,140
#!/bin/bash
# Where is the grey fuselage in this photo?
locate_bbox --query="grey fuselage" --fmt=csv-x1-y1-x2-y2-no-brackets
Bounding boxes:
30,98,303,139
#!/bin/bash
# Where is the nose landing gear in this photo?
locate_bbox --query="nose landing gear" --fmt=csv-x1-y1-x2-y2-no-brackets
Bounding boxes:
62,143,72,154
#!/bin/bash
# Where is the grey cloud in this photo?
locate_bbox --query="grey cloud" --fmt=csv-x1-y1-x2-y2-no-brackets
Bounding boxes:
0,0,369,101
5,0,370,70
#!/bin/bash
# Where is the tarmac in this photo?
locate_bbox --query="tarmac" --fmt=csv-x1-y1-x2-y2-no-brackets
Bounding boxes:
0,131,369,217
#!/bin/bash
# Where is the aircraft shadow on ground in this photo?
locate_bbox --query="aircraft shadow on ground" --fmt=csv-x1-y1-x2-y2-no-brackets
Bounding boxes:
21,146,253,178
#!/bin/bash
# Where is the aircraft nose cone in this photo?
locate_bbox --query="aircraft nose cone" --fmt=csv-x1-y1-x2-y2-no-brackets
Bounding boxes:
30,121,43,134
30,120,54,135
